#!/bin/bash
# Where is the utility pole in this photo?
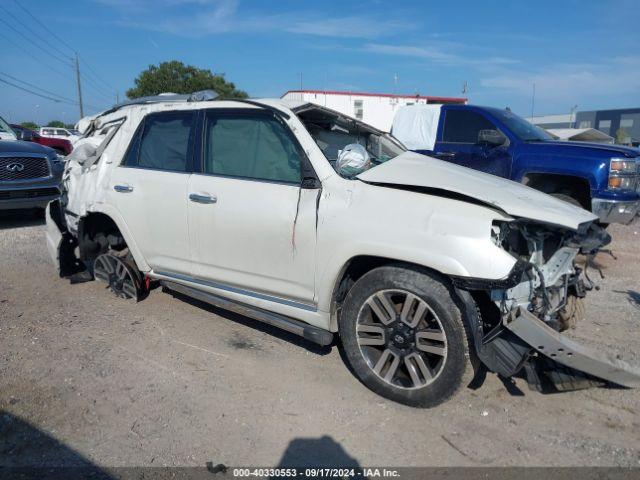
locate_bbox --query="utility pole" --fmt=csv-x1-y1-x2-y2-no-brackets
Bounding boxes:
530,82,536,120
74,53,84,118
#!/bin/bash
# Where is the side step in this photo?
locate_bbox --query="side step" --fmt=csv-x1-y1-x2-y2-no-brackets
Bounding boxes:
505,308,640,388
160,280,334,347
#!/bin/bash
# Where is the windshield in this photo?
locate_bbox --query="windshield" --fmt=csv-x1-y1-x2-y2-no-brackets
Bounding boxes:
0,116,16,135
491,109,553,142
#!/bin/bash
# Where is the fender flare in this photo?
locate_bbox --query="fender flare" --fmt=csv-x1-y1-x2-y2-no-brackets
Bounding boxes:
81,203,151,272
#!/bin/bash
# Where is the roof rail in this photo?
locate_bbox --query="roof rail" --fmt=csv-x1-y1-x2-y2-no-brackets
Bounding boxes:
102,90,219,115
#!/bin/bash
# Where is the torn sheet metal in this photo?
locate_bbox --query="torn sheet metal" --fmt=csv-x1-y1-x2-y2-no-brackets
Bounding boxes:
506,308,640,387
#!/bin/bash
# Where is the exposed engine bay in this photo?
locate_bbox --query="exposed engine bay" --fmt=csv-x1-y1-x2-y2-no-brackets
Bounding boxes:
490,220,609,332
452,219,640,392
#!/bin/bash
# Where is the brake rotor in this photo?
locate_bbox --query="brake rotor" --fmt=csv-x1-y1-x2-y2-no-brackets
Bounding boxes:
93,252,143,301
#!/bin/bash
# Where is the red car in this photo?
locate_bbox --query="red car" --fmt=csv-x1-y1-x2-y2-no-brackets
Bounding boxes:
10,124,73,155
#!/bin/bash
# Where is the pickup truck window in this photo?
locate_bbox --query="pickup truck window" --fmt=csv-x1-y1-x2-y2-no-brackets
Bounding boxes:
204,111,301,184
132,111,195,172
442,110,496,143
489,109,553,142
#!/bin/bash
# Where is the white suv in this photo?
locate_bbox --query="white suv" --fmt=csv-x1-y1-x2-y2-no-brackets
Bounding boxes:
45,91,639,407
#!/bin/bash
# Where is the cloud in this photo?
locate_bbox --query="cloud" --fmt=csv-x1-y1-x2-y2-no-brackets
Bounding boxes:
362,43,518,67
103,0,410,39
479,57,640,102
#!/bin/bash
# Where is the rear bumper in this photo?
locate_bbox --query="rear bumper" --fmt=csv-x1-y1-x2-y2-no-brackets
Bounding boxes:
591,197,639,224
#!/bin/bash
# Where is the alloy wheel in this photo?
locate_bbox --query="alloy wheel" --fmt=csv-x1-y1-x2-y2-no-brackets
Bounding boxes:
356,289,447,389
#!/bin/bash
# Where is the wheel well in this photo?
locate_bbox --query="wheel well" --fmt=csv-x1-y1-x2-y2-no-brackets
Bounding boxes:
78,212,127,262
331,256,447,313
522,173,591,209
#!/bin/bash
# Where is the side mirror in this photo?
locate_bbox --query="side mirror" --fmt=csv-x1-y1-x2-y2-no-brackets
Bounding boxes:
478,129,507,147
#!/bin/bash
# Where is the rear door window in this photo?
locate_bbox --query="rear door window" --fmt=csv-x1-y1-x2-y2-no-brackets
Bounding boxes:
203,110,301,184
124,110,195,172
442,110,496,143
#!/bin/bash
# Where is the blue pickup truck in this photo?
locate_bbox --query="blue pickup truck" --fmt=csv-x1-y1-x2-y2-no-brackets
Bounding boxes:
392,104,640,224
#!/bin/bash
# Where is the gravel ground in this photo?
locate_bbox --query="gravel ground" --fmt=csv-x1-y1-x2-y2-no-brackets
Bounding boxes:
0,211,639,468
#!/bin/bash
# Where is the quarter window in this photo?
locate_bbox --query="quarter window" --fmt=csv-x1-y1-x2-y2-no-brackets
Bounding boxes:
126,111,194,172
442,110,496,143
204,111,301,184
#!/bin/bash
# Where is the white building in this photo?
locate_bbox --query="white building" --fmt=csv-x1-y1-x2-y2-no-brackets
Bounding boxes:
281,89,467,132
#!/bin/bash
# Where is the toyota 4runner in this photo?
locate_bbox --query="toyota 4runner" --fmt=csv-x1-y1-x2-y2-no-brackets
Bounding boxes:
46,91,640,407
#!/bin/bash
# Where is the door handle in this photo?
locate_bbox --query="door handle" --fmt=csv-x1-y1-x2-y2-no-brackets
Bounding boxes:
437,152,456,159
189,193,217,204
114,184,134,193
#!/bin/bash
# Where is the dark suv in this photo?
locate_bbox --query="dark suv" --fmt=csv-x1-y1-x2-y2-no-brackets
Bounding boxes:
0,139,64,211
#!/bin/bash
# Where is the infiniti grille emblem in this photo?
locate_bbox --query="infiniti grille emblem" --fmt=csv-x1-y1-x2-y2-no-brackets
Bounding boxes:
6,162,25,172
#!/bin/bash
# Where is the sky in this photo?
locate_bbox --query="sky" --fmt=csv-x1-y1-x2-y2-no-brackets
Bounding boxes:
0,0,638,126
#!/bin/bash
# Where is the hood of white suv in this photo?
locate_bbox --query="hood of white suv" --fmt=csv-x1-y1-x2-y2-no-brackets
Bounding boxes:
357,152,598,230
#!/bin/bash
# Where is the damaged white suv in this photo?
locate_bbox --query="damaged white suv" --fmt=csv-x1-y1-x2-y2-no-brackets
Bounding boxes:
46,91,640,407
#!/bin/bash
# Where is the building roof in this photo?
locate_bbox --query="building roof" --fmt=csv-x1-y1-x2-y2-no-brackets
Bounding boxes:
529,113,572,124
547,128,613,143
282,89,467,104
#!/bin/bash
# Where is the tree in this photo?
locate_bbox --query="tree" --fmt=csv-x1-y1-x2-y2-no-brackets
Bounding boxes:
615,127,630,145
20,121,39,130
46,120,65,128
126,61,248,100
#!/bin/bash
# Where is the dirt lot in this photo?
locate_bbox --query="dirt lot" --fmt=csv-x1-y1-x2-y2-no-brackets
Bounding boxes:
1,211,639,468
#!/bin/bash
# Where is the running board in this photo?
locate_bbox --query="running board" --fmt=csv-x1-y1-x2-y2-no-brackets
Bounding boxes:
505,308,640,388
160,281,334,347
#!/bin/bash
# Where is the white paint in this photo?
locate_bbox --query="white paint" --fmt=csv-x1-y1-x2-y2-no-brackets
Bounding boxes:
357,152,598,230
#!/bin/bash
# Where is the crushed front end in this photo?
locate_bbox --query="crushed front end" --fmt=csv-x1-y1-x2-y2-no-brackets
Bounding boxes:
454,219,640,392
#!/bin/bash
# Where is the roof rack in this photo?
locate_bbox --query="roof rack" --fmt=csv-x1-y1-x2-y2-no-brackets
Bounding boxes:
102,90,219,116
98,92,292,122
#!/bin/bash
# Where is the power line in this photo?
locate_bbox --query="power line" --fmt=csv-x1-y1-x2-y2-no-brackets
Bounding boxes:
0,77,71,104
0,72,77,104
0,17,73,69
12,0,76,54
0,74,103,112
0,31,74,81
13,0,117,98
7,0,113,114
80,56,118,93
80,71,117,100
0,4,74,67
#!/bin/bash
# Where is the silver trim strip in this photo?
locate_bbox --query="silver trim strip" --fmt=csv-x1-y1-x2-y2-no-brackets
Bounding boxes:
153,270,317,312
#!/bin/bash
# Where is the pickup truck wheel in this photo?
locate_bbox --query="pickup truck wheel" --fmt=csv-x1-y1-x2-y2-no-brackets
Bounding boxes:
339,266,473,407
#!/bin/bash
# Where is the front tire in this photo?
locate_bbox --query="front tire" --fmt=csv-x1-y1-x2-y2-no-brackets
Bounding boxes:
338,265,474,408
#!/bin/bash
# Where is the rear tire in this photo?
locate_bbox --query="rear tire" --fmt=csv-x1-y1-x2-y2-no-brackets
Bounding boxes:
338,265,474,408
